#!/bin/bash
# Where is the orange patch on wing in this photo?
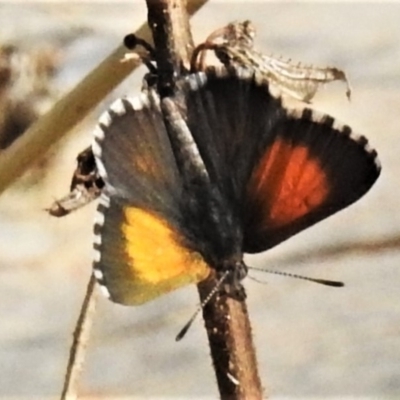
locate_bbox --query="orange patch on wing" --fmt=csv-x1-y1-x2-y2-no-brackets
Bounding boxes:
248,138,329,228
120,207,210,305
134,148,161,177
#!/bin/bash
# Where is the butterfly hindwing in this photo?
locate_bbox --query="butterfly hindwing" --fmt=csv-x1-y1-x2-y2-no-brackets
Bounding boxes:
93,196,209,305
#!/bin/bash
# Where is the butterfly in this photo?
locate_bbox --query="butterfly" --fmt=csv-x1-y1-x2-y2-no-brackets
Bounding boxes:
91,65,380,306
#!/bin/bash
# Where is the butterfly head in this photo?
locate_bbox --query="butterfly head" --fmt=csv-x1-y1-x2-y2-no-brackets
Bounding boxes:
219,258,248,298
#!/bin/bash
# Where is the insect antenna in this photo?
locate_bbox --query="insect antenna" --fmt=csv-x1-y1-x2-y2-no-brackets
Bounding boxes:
176,270,230,341
248,266,344,287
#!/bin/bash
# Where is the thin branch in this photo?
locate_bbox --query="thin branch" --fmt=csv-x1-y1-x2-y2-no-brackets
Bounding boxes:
0,43,137,195
61,275,97,400
145,1,263,398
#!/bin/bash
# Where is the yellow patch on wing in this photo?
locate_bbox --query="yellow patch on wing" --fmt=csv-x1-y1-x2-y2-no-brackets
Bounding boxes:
112,207,210,305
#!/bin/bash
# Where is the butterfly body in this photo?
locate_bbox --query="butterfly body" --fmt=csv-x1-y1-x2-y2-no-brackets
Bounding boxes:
91,66,380,306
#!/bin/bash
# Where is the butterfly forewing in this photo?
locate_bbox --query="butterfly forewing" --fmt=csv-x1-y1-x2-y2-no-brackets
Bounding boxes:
179,67,380,253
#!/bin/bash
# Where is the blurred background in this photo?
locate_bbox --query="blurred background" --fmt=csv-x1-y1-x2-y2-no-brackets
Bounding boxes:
1,1,399,399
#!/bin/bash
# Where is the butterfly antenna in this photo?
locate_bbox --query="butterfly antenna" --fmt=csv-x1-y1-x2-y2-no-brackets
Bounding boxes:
248,266,344,287
175,270,230,341
247,275,270,285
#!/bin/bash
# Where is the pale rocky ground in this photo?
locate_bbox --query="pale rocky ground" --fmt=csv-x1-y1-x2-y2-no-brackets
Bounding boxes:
1,2,400,399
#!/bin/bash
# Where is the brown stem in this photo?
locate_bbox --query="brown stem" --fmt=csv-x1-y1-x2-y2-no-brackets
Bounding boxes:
199,278,264,399
145,1,263,398
146,0,195,95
